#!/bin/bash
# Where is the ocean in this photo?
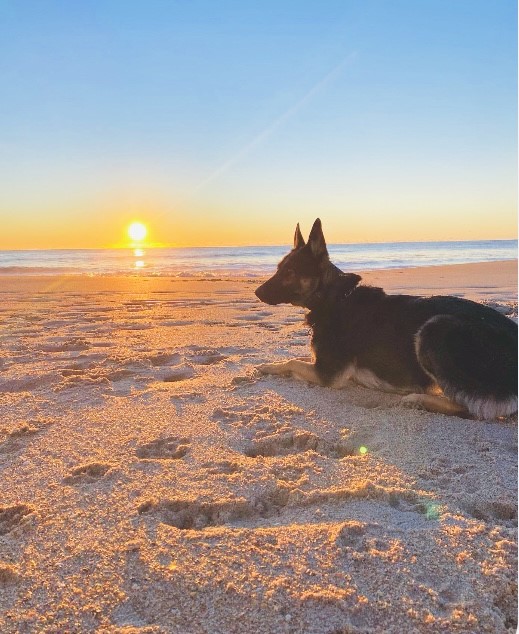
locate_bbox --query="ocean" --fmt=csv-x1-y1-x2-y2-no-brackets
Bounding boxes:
0,240,516,278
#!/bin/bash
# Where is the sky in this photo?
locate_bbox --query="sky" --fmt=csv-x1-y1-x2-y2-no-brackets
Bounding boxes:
0,0,517,249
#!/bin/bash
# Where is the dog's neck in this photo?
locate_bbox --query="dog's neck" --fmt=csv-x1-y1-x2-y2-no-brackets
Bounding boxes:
303,262,361,311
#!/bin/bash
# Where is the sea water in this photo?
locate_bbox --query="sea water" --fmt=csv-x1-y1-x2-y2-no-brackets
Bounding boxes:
0,240,516,278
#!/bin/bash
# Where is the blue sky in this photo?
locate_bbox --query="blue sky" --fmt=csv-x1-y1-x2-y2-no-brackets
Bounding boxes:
1,0,517,248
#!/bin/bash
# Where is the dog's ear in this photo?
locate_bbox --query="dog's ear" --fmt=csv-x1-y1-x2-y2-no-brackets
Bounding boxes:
308,218,328,259
293,223,305,249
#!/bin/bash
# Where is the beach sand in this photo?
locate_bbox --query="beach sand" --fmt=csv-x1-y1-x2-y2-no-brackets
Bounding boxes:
0,260,517,633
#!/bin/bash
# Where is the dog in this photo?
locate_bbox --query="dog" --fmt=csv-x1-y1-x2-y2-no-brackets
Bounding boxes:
255,219,518,419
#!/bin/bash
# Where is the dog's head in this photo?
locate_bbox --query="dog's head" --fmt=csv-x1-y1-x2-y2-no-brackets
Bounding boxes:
256,218,357,307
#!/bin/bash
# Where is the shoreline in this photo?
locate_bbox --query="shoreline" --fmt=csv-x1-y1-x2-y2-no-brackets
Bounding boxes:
0,259,516,304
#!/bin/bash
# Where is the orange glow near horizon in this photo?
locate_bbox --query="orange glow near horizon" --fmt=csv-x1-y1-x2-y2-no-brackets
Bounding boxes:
1,199,517,250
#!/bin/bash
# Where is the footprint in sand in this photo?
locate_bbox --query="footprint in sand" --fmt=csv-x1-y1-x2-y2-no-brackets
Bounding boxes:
169,392,206,413
148,352,182,367
189,351,227,366
244,428,360,459
40,337,90,352
211,402,358,459
270,460,316,485
201,459,243,476
137,482,436,532
0,421,49,456
136,436,190,460
211,406,284,440
161,365,196,383
333,521,397,555
137,487,290,530
460,497,517,524
0,373,58,393
0,563,19,585
244,430,321,457
138,497,253,530
170,392,206,404
333,520,368,550
330,430,378,458
63,462,113,485
230,375,255,386
211,403,278,428
0,504,34,536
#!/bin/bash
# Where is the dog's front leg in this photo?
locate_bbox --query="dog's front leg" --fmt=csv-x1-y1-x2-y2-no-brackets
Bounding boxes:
257,360,322,385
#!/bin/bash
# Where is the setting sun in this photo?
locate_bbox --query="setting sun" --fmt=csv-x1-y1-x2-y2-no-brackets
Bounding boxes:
128,222,147,242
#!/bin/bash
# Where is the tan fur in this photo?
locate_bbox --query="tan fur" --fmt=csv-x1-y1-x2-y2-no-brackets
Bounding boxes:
256,360,322,385
401,393,469,416
330,363,414,394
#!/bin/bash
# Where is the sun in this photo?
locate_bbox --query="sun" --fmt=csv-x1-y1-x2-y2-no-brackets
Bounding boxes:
128,221,147,242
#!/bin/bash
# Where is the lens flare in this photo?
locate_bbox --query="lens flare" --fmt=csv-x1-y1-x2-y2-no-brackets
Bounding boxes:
359,446,368,455
425,503,440,520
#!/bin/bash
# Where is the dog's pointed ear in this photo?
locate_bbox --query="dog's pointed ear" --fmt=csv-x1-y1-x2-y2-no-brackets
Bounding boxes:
308,218,328,258
293,223,305,249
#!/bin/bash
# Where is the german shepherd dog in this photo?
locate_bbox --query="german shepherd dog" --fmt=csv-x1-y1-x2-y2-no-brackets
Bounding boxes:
255,219,517,419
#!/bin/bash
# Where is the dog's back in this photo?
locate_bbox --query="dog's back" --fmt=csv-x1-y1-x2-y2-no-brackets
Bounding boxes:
307,285,517,417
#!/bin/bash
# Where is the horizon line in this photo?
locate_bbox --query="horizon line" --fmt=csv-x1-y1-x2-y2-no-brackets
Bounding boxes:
1,236,517,252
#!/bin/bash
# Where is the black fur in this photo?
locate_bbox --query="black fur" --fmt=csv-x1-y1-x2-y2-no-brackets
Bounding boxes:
255,219,518,418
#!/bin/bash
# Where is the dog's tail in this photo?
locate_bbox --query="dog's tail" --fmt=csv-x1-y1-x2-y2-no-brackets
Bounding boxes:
415,315,518,419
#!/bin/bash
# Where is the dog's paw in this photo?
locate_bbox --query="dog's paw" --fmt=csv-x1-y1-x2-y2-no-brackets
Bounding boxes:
256,361,291,376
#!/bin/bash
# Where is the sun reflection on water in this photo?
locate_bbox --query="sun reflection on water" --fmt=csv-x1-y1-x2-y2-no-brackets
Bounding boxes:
131,247,146,270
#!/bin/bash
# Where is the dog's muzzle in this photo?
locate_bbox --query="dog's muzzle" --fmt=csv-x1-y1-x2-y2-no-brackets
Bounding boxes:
255,281,282,305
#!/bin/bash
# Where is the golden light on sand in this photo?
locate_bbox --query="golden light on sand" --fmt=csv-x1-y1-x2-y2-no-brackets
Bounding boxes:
128,221,147,242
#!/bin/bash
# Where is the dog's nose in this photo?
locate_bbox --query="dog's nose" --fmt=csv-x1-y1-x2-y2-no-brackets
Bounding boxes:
255,282,271,303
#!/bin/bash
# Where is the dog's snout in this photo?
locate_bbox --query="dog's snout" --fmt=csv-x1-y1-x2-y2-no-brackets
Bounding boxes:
255,284,267,302
255,280,280,305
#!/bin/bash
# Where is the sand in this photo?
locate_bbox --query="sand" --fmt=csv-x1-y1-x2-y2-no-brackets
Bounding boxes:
0,260,516,634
